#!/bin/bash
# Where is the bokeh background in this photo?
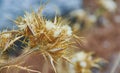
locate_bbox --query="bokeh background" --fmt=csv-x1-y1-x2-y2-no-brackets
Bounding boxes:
0,0,120,73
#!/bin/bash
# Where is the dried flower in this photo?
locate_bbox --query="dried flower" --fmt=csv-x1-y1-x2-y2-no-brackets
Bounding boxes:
98,0,117,12
14,11,74,72
69,51,105,73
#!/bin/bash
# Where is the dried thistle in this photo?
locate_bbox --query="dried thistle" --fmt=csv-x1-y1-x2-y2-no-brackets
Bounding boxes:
68,51,106,73
0,29,35,72
14,11,74,72
0,8,75,72
0,5,106,73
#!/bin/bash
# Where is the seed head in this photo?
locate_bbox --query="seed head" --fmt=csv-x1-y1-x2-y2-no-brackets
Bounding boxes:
69,51,105,73
15,11,73,73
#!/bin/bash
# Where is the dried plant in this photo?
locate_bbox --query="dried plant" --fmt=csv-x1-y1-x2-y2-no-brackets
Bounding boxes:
56,51,106,73
0,5,106,73
0,8,76,73
69,51,105,73
15,11,75,72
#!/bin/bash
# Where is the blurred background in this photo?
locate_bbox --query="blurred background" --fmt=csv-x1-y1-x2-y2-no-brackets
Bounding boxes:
0,0,82,29
0,0,120,73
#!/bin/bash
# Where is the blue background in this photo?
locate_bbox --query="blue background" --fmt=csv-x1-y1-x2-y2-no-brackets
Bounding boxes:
0,0,83,30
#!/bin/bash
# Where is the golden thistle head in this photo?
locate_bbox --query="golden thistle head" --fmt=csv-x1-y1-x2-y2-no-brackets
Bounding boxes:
69,51,105,73
14,11,74,72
